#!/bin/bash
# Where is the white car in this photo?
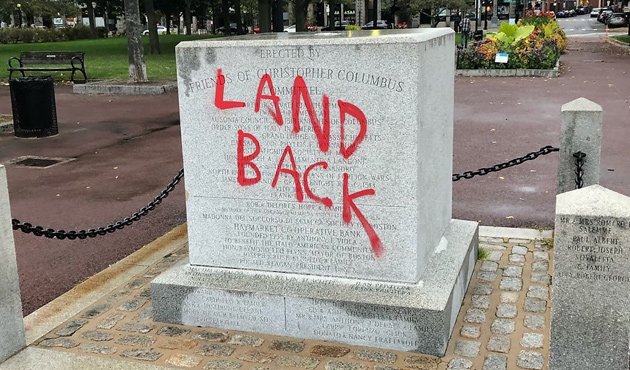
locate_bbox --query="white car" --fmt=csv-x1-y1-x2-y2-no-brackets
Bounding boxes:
590,8,601,17
284,25,296,32
362,20,389,29
142,26,167,35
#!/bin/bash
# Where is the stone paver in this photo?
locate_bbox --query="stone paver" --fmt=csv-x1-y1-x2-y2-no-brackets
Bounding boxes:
499,277,523,291
464,308,486,324
454,340,481,357
491,319,515,335
524,298,546,313
512,246,528,255
516,351,544,369
520,333,544,349
460,325,481,339
486,336,510,354
496,304,517,319
447,358,473,370
482,354,507,370
508,254,526,265
30,234,551,370
524,315,545,330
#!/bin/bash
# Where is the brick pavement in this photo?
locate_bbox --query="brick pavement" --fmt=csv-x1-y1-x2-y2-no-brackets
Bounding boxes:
14,228,552,370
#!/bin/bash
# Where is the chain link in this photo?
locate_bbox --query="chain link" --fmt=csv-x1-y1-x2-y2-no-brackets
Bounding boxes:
574,151,586,189
11,145,564,238
452,146,559,182
12,169,184,240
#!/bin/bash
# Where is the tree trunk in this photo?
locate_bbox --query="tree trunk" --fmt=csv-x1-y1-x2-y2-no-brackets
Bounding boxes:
222,0,231,34
124,0,148,82
234,0,243,33
165,13,171,34
212,2,220,33
295,0,305,31
86,1,96,31
272,0,283,32
258,0,271,32
143,0,161,54
184,0,192,35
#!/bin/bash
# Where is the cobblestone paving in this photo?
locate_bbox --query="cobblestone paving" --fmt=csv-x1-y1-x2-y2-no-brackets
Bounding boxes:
34,235,551,369
440,235,552,370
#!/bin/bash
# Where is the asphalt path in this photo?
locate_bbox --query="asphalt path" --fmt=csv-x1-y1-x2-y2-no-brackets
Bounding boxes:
0,35,629,315
557,14,607,36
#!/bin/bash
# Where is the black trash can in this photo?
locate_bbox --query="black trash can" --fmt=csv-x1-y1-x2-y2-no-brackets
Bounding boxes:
10,76,58,138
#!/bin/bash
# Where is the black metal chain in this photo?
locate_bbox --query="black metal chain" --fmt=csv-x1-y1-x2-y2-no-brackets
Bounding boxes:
12,169,184,240
574,151,586,189
452,146,559,182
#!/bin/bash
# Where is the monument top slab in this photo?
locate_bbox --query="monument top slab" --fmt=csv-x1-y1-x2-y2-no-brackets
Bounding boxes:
178,29,455,283
177,29,454,48
556,185,630,217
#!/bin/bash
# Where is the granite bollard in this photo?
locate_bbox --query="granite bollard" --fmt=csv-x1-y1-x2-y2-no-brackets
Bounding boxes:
0,165,26,363
551,185,630,369
557,97,603,194
152,30,478,356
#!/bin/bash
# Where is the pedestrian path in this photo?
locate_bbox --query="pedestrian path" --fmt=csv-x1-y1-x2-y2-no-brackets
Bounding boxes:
1,226,553,370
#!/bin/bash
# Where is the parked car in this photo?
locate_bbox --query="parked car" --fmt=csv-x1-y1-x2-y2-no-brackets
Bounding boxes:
284,24,296,32
216,23,248,35
598,9,613,23
607,13,629,27
142,25,167,35
362,20,389,29
590,8,601,17
321,21,349,31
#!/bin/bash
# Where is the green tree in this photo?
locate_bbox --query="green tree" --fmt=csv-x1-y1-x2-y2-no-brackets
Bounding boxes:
124,0,147,82
405,0,469,27
143,0,160,53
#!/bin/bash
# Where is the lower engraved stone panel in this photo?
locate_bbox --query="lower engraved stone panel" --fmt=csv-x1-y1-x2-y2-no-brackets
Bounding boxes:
285,299,445,353
180,289,286,335
152,219,477,356
187,196,419,283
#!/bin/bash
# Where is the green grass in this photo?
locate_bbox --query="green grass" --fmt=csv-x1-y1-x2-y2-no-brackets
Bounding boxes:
477,247,489,260
0,34,219,81
612,35,630,44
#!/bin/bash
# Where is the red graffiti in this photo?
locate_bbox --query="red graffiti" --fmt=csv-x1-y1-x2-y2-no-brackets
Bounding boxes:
304,162,333,208
218,69,383,258
236,129,261,186
271,145,304,202
214,69,245,110
338,100,367,159
254,73,283,126
291,76,331,153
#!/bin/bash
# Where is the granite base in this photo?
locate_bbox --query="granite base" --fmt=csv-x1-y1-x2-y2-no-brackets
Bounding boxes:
151,219,478,356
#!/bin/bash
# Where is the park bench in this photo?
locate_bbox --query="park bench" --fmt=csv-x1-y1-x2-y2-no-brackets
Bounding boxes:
7,51,87,83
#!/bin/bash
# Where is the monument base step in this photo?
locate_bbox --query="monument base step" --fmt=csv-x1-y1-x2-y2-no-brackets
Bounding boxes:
151,219,478,356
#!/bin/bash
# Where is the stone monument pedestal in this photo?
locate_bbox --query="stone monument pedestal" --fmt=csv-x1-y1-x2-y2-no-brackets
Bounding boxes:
151,29,478,356
153,220,477,356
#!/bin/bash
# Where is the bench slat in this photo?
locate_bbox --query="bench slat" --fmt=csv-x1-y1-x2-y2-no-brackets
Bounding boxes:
7,51,87,83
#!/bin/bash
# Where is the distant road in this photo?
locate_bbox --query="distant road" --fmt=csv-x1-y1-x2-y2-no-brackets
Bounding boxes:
557,14,607,36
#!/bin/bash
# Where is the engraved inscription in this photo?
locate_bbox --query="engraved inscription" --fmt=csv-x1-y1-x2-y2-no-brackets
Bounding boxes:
557,215,629,282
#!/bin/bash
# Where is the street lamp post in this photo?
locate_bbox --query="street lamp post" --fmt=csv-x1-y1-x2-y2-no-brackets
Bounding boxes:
475,0,479,31
16,3,22,28
483,0,489,30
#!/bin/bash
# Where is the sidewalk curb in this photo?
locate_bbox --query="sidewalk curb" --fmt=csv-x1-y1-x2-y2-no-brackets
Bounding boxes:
22,224,187,346
73,80,177,95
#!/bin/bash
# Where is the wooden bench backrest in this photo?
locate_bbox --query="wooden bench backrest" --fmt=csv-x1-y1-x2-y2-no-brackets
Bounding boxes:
19,52,84,64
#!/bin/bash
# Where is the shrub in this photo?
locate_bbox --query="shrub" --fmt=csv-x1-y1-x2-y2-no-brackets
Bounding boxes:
95,27,108,38
457,14,566,70
18,28,35,43
0,25,100,44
